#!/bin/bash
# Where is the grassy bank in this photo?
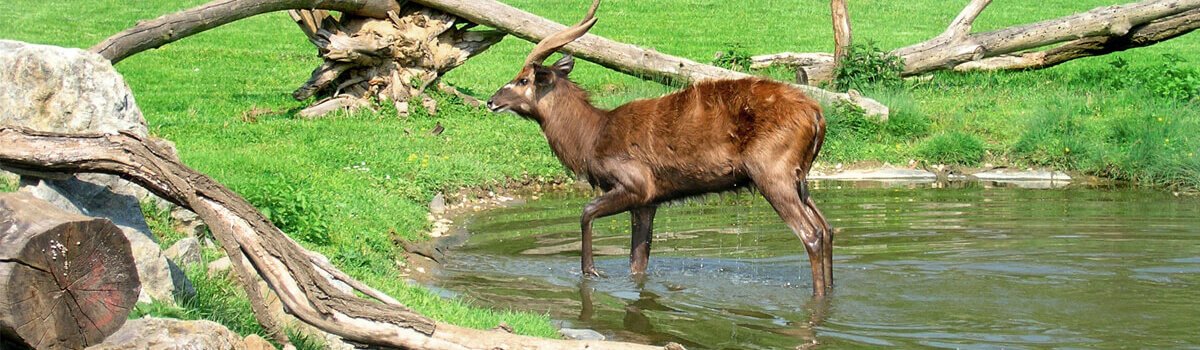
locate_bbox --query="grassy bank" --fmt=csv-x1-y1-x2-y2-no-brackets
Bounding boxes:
2,0,1197,343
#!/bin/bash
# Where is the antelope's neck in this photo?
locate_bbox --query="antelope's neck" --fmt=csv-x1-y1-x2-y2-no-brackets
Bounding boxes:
535,88,605,178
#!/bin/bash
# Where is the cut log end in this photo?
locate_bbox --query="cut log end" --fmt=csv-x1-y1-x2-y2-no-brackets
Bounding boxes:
0,193,140,350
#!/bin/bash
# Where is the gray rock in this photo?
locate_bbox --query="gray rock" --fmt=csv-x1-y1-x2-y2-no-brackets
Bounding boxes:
812,167,938,181
0,40,146,135
242,335,276,350
559,328,606,341
87,318,246,350
208,256,232,277
165,237,203,268
429,192,446,215
1,40,191,305
171,207,209,238
971,169,1072,181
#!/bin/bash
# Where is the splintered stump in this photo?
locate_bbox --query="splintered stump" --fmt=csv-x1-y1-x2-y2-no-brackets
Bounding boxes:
289,5,505,118
0,193,139,350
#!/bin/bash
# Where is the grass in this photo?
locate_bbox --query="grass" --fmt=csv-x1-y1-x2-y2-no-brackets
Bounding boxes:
2,0,1198,343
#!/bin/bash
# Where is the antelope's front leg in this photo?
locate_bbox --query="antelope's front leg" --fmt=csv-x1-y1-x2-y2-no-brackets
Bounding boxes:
629,206,658,274
580,187,643,276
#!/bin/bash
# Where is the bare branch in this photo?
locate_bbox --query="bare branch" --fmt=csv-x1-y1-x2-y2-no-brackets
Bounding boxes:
90,0,401,63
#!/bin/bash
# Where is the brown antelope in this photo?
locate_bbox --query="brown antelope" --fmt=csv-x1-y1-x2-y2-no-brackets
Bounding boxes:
486,0,834,295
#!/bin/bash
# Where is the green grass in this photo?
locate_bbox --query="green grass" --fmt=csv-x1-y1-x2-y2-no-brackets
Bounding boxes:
0,176,15,192
2,0,1199,343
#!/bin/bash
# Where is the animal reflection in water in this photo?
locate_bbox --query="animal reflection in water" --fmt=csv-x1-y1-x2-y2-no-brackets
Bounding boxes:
576,277,828,348
486,0,834,295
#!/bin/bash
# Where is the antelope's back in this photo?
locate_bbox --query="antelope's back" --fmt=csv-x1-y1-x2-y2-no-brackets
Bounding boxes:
601,78,821,161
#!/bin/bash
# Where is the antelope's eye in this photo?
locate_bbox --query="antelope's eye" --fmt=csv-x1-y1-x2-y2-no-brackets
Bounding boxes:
518,78,529,86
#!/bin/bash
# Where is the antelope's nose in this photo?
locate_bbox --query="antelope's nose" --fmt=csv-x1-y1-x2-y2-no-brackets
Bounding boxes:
486,99,495,110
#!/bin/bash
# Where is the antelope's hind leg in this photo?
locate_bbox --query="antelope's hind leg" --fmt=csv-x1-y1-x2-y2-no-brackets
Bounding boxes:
753,175,827,296
801,180,833,289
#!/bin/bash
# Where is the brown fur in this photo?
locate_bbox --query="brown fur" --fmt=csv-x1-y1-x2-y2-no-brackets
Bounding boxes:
486,2,833,295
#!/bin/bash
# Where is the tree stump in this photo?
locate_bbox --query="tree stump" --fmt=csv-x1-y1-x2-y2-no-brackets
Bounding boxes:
289,4,506,118
0,193,140,350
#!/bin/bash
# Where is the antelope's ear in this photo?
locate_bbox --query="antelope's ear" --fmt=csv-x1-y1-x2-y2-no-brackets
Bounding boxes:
534,66,556,87
551,54,575,75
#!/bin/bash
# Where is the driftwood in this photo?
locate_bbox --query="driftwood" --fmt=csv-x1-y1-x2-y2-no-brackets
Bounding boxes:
411,0,888,117
0,193,139,350
755,0,1200,82
0,127,686,349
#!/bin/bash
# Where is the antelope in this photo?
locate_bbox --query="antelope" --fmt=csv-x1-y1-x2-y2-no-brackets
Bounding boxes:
486,0,835,295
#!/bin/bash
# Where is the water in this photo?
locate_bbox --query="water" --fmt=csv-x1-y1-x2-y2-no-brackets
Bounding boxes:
429,181,1200,349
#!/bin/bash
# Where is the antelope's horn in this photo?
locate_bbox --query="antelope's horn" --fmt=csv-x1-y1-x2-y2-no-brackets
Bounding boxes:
523,0,600,67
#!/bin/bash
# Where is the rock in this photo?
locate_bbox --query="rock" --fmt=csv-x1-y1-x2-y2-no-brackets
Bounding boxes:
812,167,938,181
171,207,209,238
0,40,147,136
559,328,606,341
1,40,191,304
429,192,446,215
208,256,232,276
88,318,247,350
971,168,1072,181
165,237,203,268
242,335,275,350
971,169,1072,189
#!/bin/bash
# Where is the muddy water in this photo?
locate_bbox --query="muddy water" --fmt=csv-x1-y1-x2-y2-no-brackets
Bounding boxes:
429,182,1200,349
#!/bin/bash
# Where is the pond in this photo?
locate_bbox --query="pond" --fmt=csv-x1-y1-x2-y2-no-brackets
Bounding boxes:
427,181,1200,349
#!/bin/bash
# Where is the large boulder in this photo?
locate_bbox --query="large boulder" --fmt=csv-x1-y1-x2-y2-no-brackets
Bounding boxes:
88,318,275,350
0,40,191,304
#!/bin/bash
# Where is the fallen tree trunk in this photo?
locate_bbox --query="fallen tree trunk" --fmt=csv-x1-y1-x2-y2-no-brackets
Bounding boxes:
755,0,1200,81
91,0,401,64
410,0,889,117
0,126,684,349
954,7,1200,71
0,193,139,350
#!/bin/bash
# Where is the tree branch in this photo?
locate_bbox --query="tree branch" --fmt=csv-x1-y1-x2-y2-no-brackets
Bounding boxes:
90,0,401,63
955,7,1200,71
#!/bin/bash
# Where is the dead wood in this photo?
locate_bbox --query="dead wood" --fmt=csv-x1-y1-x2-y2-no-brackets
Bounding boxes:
830,0,852,64
0,193,139,350
409,0,889,117
0,126,686,349
90,0,401,64
955,7,1200,71
288,4,505,118
754,0,1200,81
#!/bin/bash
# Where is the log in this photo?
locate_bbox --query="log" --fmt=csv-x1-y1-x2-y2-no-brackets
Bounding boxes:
409,0,889,117
90,0,402,63
0,126,685,349
754,0,1200,81
954,7,1200,71
0,193,139,350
